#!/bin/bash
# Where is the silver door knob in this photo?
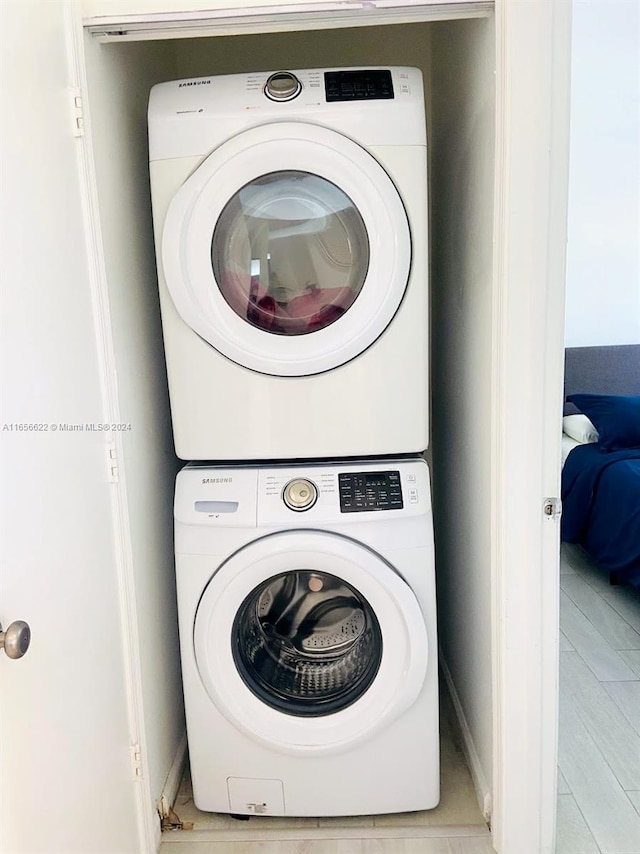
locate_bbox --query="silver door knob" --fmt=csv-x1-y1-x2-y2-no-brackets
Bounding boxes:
0,620,31,659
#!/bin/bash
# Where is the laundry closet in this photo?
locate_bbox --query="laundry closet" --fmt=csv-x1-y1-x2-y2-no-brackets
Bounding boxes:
0,2,570,853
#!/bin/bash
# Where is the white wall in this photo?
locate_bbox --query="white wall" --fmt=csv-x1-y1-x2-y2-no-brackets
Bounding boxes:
429,16,495,811
169,20,433,81
565,0,640,346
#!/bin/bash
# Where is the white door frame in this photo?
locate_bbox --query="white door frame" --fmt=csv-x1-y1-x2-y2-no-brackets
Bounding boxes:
64,3,160,849
75,2,572,851
491,1,571,852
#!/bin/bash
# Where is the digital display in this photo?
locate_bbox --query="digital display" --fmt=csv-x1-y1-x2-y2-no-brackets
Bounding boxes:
339,470,403,513
364,473,389,487
325,70,394,102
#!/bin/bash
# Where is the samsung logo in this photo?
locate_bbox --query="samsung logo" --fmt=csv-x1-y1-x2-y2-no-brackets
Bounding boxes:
179,80,211,88
202,477,232,484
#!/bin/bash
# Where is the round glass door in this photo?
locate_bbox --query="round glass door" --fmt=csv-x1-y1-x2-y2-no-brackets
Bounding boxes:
192,530,428,753
232,570,382,716
161,122,411,376
213,171,369,336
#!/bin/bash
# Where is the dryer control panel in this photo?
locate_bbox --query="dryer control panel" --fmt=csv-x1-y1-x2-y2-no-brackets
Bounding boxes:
325,70,394,102
148,66,426,162
263,69,394,103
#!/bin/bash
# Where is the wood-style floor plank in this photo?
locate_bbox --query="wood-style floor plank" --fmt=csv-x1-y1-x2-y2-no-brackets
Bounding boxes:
566,548,626,607
559,546,640,853
573,692,640,790
558,694,640,852
560,652,640,789
597,586,640,636
619,650,640,679
627,791,640,814
605,681,640,736
561,573,640,650
555,794,600,854
557,767,571,796
560,631,575,652
560,591,637,682
561,544,591,573
560,650,608,701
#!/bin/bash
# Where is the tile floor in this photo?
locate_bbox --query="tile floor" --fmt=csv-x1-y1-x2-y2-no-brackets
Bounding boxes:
159,685,493,853
557,544,640,854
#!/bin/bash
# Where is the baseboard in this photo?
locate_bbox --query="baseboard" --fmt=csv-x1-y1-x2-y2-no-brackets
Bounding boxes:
158,731,188,820
439,652,492,823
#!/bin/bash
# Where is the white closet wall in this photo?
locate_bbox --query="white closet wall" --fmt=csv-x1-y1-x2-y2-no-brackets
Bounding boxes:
430,17,496,807
171,20,434,77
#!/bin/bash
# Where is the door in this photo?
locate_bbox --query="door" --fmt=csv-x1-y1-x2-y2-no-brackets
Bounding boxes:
194,530,427,751
0,3,141,851
160,121,411,376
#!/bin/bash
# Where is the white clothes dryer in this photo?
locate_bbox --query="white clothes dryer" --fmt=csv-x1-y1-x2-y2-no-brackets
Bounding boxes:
174,456,439,816
149,67,429,460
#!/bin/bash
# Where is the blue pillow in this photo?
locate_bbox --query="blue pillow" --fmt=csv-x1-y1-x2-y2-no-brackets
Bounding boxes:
567,394,640,452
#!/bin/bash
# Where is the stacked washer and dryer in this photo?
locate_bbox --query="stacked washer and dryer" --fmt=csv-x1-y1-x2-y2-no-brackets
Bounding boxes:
148,67,439,817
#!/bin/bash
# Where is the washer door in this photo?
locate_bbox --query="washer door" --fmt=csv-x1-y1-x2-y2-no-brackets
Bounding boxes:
162,122,411,376
193,530,428,754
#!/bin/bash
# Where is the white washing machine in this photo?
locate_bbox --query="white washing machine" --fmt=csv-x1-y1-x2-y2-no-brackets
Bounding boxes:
174,456,439,816
149,67,429,460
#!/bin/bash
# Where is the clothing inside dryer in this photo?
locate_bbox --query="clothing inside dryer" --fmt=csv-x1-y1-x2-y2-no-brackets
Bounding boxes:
232,570,382,716
212,171,370,335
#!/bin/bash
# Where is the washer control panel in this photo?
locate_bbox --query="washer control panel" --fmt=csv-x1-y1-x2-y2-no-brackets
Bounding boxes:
338,470,402,513
175,458,430,529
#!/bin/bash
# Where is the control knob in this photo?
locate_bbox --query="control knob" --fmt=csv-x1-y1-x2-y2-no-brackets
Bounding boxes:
264,71,302,102
283,478,318,511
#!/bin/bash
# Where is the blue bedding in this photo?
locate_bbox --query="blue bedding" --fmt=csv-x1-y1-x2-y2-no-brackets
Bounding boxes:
561,443,640,587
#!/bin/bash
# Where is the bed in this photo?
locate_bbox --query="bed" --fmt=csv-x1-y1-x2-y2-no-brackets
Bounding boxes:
561,344,640,588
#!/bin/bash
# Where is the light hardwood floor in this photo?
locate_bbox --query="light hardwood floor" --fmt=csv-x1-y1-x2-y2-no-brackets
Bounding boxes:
159,686,493,853
557,544,640,854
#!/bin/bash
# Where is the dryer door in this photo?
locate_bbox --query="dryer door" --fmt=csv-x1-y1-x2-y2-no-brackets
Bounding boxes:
162,122,411,376
193,530,428,754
